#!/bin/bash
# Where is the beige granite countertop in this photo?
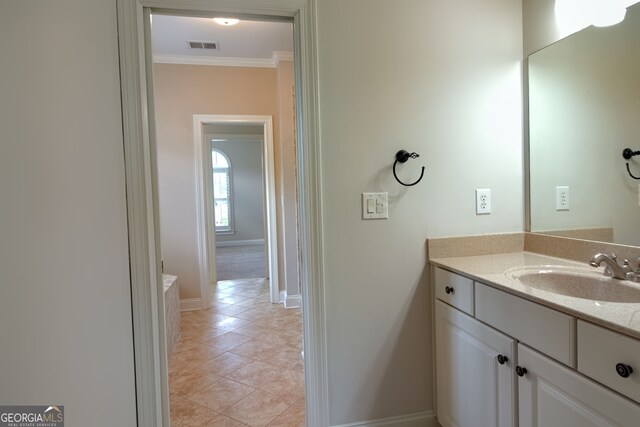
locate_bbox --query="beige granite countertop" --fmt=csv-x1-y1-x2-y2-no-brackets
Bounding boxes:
430,251,640,340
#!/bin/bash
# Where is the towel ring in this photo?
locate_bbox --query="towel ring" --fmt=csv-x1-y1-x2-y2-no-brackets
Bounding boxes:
623,148,640,180
393,150,425,187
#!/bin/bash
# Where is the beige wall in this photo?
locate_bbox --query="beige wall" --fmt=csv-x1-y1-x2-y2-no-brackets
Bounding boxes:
154,64,296,300
0,1,137,424
317,0,523,424
0,1,530,425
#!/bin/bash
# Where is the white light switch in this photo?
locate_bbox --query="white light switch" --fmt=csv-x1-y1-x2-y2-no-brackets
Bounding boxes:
367,198,375,213
362,192,388,219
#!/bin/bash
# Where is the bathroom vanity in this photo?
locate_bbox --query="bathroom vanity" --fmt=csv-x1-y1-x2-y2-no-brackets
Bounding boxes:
429,238,640,427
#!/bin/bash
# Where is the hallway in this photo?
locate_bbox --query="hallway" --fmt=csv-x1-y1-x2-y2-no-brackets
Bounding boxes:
169,278,305,426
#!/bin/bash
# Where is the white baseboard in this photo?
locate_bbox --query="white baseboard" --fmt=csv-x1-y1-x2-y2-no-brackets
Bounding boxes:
179,298,202,311
284,293,302,309
216,239,265,247
332,411,436,427
278,290,302,309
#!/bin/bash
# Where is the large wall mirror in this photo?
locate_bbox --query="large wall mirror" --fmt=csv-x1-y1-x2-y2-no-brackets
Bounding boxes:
528,3,640,246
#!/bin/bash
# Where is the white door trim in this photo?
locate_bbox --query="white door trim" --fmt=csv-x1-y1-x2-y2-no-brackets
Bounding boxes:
194,115,279,306
116,1,328,426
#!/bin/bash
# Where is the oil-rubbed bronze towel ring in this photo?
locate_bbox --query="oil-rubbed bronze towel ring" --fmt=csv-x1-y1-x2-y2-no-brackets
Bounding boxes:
623,148,640,180
393,150,425,187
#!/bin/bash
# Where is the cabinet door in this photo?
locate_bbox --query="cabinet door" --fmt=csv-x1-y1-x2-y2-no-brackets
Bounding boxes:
518,344,640,427
435,301,516,427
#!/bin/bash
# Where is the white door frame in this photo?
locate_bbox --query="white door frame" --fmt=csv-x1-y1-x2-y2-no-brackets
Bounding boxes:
195,115,279,306
116,1,328,426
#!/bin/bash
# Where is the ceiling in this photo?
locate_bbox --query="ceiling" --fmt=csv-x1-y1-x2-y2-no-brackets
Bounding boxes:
151,14,293,61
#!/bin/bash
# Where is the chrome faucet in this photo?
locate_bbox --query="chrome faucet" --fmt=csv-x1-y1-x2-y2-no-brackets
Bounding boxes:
589,253,633,280
628,258,640,283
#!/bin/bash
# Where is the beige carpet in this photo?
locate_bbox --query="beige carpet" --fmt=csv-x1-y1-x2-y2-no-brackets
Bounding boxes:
215,244,267,281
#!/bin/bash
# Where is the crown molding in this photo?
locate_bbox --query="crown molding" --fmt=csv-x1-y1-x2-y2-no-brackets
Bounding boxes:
273,50,293,66
153,50,293,68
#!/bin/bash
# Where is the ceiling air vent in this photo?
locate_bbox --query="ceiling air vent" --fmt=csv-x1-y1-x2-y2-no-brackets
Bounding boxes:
187,41,220,50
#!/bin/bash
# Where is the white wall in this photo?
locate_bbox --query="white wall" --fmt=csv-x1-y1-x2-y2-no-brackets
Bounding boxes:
528,6,640,246
317,0,523,424
523,0,566,55
0,1,137,425
211,138,266,243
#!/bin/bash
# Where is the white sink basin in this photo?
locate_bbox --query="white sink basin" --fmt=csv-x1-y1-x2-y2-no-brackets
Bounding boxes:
505,265,640,303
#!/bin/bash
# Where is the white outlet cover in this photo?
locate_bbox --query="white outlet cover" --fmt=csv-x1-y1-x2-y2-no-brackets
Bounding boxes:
475,189,491,215
556,186,570,211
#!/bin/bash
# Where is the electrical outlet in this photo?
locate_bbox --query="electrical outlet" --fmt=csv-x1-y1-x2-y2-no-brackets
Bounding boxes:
475,189,491,215
556,186,570,211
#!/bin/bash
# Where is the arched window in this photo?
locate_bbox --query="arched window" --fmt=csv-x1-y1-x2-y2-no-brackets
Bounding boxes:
212,149,233,233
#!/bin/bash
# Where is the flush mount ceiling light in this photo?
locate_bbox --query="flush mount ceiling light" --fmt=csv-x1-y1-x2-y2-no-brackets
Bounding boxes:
213,17,239,26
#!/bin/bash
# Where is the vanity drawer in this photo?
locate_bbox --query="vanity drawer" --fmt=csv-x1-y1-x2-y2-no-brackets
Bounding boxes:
578,320,640,403
475,282,576,367
434,267,474,315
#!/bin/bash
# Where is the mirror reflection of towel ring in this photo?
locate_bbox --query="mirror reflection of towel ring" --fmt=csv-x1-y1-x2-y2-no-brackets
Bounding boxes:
623,148,640,180
393,150,425,187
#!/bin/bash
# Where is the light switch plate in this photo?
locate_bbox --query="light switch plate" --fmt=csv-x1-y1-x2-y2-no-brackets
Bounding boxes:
362,192,388,219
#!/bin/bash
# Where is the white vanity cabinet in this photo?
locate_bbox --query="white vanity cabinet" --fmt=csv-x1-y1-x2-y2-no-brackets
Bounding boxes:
434,267,475,316
435,301,516,427
433,267,640,427
577,320,640,403
518,344,640,427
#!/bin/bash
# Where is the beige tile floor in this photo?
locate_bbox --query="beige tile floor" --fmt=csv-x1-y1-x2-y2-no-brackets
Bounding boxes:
169,278,305,426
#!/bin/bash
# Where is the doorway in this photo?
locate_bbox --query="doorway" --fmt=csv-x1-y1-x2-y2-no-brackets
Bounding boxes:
209,133,267,282
152,14,306,426
192,116,280,306
116,1,328,425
